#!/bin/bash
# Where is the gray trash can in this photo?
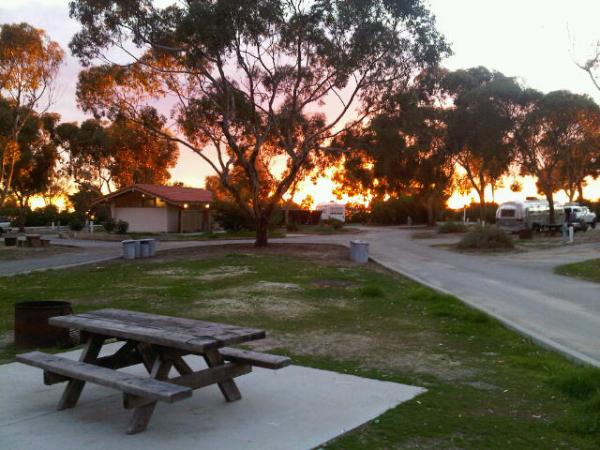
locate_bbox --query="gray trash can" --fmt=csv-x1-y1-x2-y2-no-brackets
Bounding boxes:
133,240,142,258
140,240,151,258
122,240,136,260
350,240,369,264
140,238,156,257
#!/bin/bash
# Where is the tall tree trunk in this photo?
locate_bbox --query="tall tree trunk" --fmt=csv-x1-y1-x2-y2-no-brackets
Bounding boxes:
477,188,486,223
255,214,270,247
545,191,555,225
577,182,585,202
426,195,435,227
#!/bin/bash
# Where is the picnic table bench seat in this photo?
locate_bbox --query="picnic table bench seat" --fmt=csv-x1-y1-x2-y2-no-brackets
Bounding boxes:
16,351,193,404
220,347,291,369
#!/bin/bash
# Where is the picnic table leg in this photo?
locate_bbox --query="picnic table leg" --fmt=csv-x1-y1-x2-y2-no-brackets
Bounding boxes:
56,334,104,410
203,349,242,402
127,350,172,434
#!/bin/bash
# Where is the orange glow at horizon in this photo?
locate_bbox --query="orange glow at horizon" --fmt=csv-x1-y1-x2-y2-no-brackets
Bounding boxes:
284,167,373,209
447,175,600,209
29,196,68,211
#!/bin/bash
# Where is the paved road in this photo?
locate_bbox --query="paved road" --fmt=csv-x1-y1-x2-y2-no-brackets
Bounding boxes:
0,237,222,276
2,228,599,366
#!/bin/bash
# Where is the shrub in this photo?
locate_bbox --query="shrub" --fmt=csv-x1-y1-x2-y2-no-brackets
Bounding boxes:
457,225,514,250
116,220,129,234
438,221,467,234
69,218,84,231
323,218,344,230
286,221,299,232
102,218,116,232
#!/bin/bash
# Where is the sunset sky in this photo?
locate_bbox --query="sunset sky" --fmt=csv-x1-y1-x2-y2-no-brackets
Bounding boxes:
3,0,600,207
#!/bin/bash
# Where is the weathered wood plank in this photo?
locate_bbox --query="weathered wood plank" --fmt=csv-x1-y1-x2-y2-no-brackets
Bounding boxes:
56,334,104,410
220,347,291,369
124,363,251,409
54,309,266,347
16,351,192,403
127,354,173,434
49,315,219,353
203,349,242,402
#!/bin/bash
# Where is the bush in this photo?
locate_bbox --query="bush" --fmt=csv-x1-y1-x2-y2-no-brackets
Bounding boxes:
370,197,428,224
322,218,344,230
102,218,116,233
116,220,129,234
214,201,256,231
438,221,467,234
457,225,514,250
69,218,84,231
286,221,299,232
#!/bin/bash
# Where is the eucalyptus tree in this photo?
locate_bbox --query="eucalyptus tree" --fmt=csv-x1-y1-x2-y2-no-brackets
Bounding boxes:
515,90,600,221
68,0,449,245
57,117,179,192
443,67,530,221
334,69,454,225
0,23,63,205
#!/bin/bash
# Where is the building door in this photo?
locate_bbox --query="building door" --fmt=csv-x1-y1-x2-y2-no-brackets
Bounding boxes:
181,210,203,232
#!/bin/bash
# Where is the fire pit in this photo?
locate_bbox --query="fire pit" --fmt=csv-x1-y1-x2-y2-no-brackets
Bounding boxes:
14,301,73,348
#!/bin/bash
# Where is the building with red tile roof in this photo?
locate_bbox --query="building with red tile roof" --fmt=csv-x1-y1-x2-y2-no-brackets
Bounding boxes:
95,184,213,233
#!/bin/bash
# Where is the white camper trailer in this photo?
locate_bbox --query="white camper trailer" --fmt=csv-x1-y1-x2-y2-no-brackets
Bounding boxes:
316,202,346,223
496,199,565,233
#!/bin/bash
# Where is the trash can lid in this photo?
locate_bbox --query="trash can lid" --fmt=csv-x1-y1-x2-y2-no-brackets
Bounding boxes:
121,240,135,244
350,240,369,245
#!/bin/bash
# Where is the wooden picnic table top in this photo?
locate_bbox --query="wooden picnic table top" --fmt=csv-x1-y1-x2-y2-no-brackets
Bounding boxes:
49,308,266,354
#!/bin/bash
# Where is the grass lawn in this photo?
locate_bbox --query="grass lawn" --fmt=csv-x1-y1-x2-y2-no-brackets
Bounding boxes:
555,258,600,283
1,244,599,448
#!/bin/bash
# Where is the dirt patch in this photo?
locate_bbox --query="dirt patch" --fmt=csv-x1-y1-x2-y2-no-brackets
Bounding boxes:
245,331,478,382
146,267,192,276
194,294,313,319
253,281,300,290
311,279,358,288
196,265,255,280
152,243,349,264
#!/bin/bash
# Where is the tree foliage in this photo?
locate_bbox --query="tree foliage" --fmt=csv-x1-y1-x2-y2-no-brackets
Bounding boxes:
515,90,600,221
443,67,535,221
57,117,179,191
68,0,449,245
0,23,63,205
334,69,453,225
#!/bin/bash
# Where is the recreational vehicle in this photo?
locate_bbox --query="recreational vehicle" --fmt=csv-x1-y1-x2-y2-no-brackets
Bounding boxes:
316,202,346,223
495,199,565,233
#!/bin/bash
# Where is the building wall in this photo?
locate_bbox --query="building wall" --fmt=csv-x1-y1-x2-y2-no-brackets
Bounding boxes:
113,207,167,232
166,205,180,233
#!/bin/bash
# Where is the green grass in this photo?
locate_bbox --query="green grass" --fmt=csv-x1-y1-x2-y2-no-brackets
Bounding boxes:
555,258,600,283
1,250,599,448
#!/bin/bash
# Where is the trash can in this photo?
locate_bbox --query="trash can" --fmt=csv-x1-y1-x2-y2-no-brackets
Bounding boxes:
350,240,369,264
140,238,156,257
139,240,151,258
14,301,73,348
133,240,142,258
122,240,137,260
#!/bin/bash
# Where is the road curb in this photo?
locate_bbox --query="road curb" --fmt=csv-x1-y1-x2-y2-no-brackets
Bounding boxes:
369,255,600,368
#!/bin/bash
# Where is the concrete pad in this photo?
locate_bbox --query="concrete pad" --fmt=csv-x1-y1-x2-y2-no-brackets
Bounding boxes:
0,343,425,450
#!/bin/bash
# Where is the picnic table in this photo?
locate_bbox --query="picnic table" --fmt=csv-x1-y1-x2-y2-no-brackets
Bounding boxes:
17,308,290,434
